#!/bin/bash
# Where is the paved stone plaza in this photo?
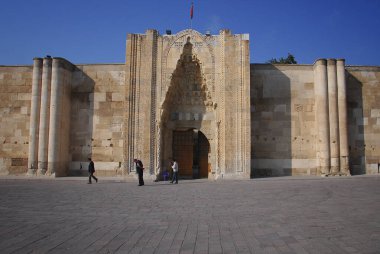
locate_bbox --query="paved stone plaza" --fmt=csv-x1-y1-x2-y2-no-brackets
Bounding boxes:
0,175,379,254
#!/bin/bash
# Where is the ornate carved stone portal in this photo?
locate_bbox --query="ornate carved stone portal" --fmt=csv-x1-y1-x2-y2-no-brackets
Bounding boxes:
124,29,251,179
160,37,212,178
162,37,212,120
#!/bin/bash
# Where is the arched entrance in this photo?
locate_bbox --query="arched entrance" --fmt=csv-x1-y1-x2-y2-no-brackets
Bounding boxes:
172,129,210,178
124,29,250,180
159,34,216,179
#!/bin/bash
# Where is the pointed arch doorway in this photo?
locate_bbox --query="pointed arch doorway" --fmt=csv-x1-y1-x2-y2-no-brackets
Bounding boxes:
172,129,210,179
159,35,215,180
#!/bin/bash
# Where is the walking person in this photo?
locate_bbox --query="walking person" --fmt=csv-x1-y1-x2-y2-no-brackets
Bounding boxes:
87,158,98,184
134,159,144,186
171,159,179,184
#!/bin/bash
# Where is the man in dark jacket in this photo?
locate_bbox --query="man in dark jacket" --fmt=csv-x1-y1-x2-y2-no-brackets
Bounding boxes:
134,159,144,186
88,158,98,184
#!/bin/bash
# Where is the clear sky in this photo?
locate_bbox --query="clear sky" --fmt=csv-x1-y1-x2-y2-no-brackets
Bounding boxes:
1,0,379,66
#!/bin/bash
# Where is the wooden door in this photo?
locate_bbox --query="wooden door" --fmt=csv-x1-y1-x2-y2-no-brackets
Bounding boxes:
173,130,193,178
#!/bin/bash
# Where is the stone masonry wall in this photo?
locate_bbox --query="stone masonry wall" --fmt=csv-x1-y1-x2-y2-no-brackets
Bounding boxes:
346,66,380,175
251,64,317,177
0,66,32,175
70,64,125,176
0,64,125,176
251,64,380,177
1,61,379,177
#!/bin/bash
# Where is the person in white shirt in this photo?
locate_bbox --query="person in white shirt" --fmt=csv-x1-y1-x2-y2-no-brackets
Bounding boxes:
171,159,179,184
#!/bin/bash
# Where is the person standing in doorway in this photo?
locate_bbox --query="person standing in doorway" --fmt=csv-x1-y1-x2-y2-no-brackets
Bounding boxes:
171,159,179,184
88,158,98,184
134,159,144,186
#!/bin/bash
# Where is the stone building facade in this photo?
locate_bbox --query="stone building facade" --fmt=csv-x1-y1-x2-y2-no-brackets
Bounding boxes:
0,29,379,178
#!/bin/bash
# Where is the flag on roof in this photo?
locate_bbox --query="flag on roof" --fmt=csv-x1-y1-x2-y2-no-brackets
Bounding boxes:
190,2,194,19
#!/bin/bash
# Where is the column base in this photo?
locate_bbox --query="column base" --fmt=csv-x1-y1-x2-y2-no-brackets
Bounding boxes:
322,172,351,177
37,168,47,175
45,169,54,176
26,168,36,176
330,171,341,176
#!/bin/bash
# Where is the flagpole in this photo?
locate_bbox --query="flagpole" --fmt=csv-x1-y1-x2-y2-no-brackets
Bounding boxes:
190,1,194,30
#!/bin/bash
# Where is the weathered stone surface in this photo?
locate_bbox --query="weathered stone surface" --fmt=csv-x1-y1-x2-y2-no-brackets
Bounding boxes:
124,29,250,179
1,29,380,178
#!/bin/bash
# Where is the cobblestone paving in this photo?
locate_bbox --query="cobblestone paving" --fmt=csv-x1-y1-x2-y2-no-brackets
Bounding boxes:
0,175,379,253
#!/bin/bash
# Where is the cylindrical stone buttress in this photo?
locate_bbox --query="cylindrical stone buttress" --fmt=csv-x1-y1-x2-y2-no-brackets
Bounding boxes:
314,59,331,175
37,57,52,174
327,59,340,175
337,59,350,175
47,58,62,176
27,58,43,174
